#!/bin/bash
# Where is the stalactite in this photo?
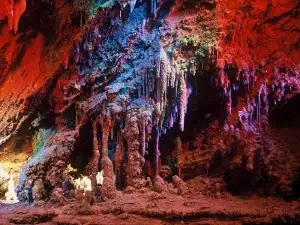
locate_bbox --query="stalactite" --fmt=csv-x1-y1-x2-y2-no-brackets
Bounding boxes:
226,88,232,119
175,75,179,97
142,19,146,36
156,47,171,117
148,69,155,94
145,71,149,98
129,0,137,12
170,56,176,88
247,98,254,125
257,85,262,125
262,81,269,115
156,58,161,78
179,72,187,132
169,113,174,128
155,126,160,175
4,0,26,34
150,0,157,17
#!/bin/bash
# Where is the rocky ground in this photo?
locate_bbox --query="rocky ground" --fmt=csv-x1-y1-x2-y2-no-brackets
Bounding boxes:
1,190,300,225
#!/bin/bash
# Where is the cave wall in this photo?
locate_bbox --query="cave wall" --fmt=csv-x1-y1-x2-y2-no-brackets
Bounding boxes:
0,0,299,201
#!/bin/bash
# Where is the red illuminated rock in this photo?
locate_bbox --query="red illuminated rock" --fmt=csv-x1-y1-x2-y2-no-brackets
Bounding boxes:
4,0,26,34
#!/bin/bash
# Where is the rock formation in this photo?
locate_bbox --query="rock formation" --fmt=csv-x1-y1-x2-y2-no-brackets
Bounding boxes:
0,0,299,206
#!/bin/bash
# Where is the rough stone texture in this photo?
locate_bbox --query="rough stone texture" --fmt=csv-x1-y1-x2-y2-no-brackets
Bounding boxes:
0,0,299,208
0,191,300,225
101,156,117,200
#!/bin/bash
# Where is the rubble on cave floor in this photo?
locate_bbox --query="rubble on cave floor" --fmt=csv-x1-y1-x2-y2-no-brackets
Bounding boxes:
0,190,300,225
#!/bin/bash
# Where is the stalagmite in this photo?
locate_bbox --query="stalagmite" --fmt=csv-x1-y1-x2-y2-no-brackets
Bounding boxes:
141,116,146,157
176,137,183,178
124,109,144,188
91,120,100,192
100,113,117,199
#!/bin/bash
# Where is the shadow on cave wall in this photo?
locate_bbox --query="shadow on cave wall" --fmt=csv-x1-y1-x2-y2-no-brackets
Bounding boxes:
269,94,300,129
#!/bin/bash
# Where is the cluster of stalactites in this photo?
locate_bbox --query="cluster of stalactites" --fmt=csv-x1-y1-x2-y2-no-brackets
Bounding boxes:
237,80,268,133
137,48,193,176
4,0,26,34
219,63,262,123
223,65,300,133
154,47,191,133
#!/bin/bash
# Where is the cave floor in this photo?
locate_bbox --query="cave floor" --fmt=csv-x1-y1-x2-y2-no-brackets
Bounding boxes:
0,192,299,225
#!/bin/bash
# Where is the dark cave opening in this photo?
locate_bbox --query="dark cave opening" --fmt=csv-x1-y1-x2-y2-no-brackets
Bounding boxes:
224,167,255,195
268,94,300,129
61,104,76,130
159,127,179,173
292,168,300,198
183,67,227,140
70,121,94,175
